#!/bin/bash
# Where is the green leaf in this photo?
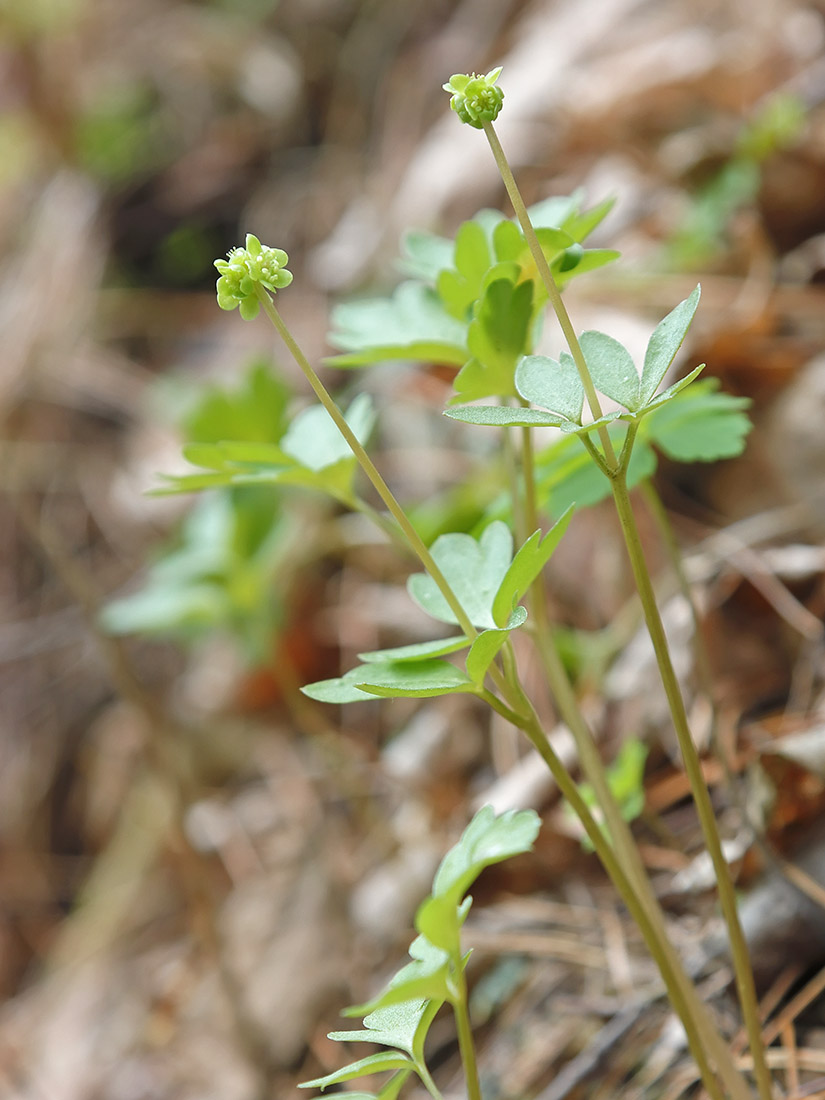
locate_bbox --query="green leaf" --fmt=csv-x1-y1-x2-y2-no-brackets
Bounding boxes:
298,1052,413,1091
431,805,541,904
400,229,454,281
562,196,615,242
535,429,656,515
444,404,567,429
355,659,477,698
327,282,468,368
301,667,381,704
181,361,291,446
641,363,705,412
281,393,375,471
358,636,470,663
329,1000,428,1056
515,353,584,423
639,286,701,405
407,521,513,629
302,659,477,702
465,609,527,685
491,507,575,628
344,936,451,1017
553,248,621,287
579,331,640,411
436,219,493,319
641,377,752,462
452,278,534,401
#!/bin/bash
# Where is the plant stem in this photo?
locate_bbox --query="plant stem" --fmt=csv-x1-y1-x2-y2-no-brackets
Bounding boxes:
611,471,773,1100
417,1063,447,1100
482,121,617,469
452,968,483,1100
257,288,479,643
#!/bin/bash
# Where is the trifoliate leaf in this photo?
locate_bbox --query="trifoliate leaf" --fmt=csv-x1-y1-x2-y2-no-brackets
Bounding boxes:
641,377,752,461
281,393,375,471
491,507,574,628
407,521,513,629
515,353,584,423
641,363,705,412
579,331,640,412
329,1000,428,1056
639,285,701,405
327,281,468,368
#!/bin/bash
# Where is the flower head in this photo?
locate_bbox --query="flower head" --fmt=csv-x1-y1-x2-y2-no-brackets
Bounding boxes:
214,234,293,321
442,67,504,129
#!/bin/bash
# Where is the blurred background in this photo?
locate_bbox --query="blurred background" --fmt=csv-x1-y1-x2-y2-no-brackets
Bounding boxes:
5,0,825,1097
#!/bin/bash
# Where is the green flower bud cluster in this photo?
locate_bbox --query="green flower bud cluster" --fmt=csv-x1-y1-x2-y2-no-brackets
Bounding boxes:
442,67,504,128
214,233,293,321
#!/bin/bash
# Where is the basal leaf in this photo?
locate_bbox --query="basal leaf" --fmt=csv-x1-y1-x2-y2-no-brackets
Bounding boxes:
515,353,584,423
431,805,541,905
358,636,470,663
355,659,476,698
327,282,468,368
491,506,575,628
444,405,567,429
465,608,527,685
282,393,375,472
400,229,454,281
298,1053,413,1091
579,331,640,411
639,285,701,405
407,521,513,629
641,377,752,462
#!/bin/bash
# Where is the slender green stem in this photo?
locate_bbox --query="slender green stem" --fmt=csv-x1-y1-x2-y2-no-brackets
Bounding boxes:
257,288,479,643
520,424,538,536
417,1063,447,1100
451,969,483,1100
482,121,617,470
611,472,773,1100
503,423,527,547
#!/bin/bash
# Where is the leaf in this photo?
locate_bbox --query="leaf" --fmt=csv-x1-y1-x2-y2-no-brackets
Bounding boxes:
344,936,451,1017
407,521,513,629
465,609,527,685
491,507,575,627
444,405,567,429
400,229,454,281
302,659,477,702
515,353,584,423
436,219,493,319
641,377,752,462
639,286,701,405
534,429,656,515
452,278,534,401
579,331,640,411
329,1000,429,1056
415,894,472,953
327,282,468,368
298,1052,413,1091
553,248,621,287
641,363,705,412
358,636,470,663
301,667,382,704
181,360,291,446
355,659,477,698
281,393,375,472
431,805,541,905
